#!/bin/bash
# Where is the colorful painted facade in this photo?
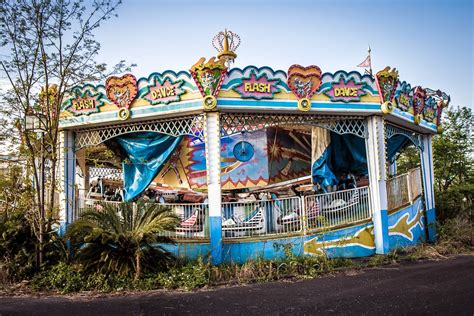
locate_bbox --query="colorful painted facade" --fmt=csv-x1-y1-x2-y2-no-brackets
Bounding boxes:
57,30,446,264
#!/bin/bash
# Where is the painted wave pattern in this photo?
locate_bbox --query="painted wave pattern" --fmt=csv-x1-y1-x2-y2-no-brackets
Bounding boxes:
136,70,199,94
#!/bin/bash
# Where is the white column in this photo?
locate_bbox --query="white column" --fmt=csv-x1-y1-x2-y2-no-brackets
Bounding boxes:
420,134,436,242
204,112,222,264
365,116,389,254
58,130,76,235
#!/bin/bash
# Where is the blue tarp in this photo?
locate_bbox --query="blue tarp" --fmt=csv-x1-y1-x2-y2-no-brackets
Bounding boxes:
312,147,338,188
312,132,367,188
113,132,182,201
312,132,412,187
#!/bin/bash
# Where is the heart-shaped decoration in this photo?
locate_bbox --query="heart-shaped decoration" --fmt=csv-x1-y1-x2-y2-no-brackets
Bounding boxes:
106,74,138,109
287,65,322,99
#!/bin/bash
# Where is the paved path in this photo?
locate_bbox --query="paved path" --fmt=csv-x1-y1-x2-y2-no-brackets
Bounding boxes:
0,255,473,315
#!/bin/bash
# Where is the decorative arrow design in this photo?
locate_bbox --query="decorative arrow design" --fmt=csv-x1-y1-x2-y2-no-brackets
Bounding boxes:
304,226,375,256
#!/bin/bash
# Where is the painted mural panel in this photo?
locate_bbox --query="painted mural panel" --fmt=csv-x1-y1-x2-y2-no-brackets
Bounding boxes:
156,127,312,190
267,127,312,184
157,131,270,190
220,129,269,189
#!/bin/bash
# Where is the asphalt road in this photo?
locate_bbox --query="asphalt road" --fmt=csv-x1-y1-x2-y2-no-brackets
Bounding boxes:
0,255,473,316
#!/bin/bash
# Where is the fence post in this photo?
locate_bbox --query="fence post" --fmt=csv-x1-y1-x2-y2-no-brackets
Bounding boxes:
407,172,413,204
300,196,307,236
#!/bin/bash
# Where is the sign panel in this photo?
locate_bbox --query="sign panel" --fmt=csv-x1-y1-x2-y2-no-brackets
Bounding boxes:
233,71,281,99
141,76,186,105
64,88,106,116
323,78,366,102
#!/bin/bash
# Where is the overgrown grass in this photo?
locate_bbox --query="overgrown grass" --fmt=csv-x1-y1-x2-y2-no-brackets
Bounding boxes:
1,215,472,295
25,254,355,294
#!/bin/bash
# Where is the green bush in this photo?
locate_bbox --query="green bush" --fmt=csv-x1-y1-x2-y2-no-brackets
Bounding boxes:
0,211,36,283
154,257,210,290
32,262,84,293
66,200,179,280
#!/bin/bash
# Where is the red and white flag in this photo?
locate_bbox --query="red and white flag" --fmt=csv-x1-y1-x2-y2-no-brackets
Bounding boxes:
357,55,371,68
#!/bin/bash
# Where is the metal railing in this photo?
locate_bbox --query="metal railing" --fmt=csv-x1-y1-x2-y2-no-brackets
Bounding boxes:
304,186,371,232
74,199,209,240
387,167,422,211
221,186,371,239
222,197,303,238
75,198,122,221
73,185,376,241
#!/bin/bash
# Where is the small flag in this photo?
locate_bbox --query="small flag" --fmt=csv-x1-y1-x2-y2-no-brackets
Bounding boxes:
357,55,371,68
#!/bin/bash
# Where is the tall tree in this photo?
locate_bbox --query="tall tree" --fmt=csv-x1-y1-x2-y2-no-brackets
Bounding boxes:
0,0,132,265
433,106,473,221
433,106,473,193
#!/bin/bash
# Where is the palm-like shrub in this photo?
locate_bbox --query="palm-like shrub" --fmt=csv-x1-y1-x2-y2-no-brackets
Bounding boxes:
66,201,179,280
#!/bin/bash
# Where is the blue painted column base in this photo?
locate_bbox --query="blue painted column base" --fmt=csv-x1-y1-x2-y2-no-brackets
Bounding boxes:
373,209,390,254
426,208,437,242
209,216,222,265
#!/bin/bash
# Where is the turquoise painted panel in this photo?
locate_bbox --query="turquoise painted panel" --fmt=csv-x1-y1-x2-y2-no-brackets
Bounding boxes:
221,221,376,263
160,243,211,261
222,236,304,264
324,244,376,258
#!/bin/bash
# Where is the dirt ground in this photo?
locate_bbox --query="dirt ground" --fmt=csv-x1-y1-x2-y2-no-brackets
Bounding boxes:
0,255,473,315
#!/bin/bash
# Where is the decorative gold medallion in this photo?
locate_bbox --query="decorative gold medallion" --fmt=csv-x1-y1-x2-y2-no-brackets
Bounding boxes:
118,108,130,120
298,98,311,111
203,95,217,110
381,101,394,114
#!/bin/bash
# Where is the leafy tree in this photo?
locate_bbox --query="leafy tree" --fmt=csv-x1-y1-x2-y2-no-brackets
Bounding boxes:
433,107,473,193
0,210,37,283
0,0,133,265
394,145,421,175
66,201,180,281
433,106,473,221
0,164,34,216
394,106,473,221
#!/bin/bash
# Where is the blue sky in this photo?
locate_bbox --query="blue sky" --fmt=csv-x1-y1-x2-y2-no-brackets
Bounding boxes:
95,0,473,108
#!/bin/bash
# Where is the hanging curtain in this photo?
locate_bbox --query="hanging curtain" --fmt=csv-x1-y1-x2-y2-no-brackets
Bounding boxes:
311,127,338,188
329,132,368,176
386,134,411,163
113,132,182,201
312,127,369,188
